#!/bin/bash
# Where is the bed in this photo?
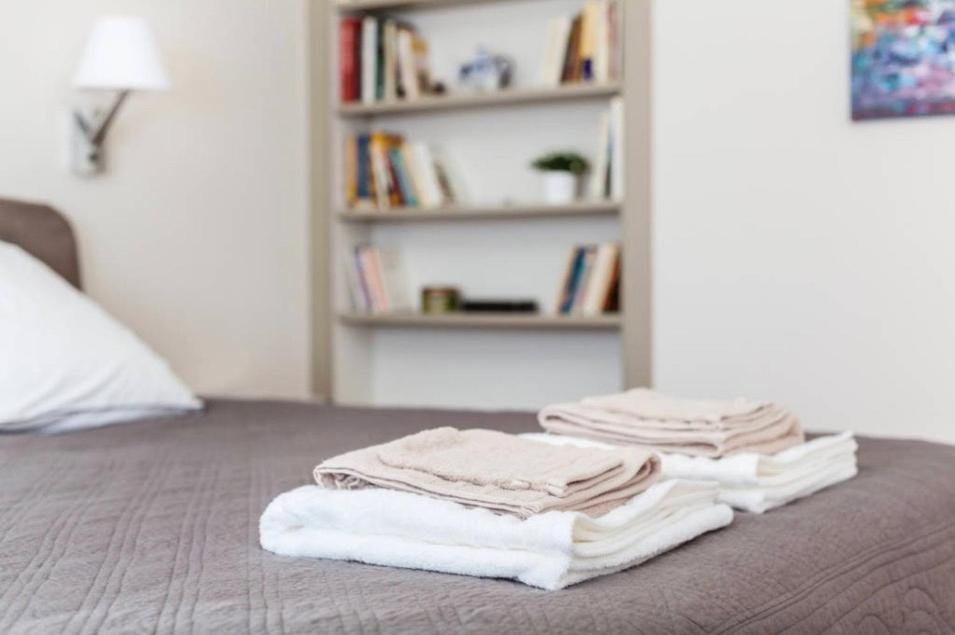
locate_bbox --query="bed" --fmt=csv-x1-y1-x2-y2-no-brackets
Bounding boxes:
2,199,954,634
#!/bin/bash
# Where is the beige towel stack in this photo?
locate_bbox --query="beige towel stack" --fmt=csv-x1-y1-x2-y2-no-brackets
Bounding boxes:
263,426,733,589
539,388,804,458
314,427,660,518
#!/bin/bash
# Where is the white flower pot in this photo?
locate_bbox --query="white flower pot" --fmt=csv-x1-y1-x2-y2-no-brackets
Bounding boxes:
542,171,577,205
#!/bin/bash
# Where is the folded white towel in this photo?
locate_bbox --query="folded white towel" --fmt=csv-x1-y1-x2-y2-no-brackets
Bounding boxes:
260,480,733,590
521,432,858,514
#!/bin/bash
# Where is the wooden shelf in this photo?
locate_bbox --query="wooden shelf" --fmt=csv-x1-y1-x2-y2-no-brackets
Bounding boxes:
338,82,621,117
336,0,509,13
338,200,620,223
313,0,652,403
339,312,622,330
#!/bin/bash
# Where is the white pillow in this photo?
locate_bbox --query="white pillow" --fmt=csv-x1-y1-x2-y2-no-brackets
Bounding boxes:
0,240,202,432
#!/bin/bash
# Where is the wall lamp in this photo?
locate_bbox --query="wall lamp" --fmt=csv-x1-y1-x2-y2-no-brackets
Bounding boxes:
71,16,169,177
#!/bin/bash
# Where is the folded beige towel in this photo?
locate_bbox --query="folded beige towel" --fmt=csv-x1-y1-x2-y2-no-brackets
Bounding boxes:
539,389,804,458
584,389,767,423
314,427,660,518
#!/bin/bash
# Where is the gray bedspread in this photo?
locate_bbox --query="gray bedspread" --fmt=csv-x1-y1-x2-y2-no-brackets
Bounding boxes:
1,399,953,634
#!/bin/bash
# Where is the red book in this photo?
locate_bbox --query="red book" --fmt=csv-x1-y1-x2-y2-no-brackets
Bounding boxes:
339,18,361,103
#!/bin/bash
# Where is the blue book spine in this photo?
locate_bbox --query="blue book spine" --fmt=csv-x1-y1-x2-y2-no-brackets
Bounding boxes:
388,148,418,207
356,134,370,200
560,247,585,314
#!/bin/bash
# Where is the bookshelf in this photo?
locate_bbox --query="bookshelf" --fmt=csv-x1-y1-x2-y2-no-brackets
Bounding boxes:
339,311,622,329
338,200,620,223
338,81,621,117
310,0,652,408
337,0,511,13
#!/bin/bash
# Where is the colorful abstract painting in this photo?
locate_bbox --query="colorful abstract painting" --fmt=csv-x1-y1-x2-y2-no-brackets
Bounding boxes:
851,0,955,120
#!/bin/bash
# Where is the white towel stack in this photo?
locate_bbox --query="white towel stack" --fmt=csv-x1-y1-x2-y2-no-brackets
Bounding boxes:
260,479,733,590
522,432,858,514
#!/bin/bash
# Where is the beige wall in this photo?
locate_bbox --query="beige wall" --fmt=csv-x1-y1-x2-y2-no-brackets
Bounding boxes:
0,0,311,398
653,0,955,444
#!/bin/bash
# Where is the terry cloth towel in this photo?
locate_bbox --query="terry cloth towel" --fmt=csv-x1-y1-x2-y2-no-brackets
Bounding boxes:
314,427,660,519
260,479,734,590
538,388,805,458
522,432,857,514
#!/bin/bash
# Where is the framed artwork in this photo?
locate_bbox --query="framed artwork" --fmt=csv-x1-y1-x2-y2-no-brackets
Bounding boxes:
851,0,955,120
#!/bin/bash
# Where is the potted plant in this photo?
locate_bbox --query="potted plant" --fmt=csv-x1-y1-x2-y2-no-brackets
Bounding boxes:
531,151,589,204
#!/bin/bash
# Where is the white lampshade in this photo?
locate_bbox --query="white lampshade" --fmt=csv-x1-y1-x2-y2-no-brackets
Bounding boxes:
73,16,169,91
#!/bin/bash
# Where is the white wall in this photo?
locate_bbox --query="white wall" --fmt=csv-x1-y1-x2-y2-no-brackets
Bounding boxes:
653,1,955,444
0,0,311,398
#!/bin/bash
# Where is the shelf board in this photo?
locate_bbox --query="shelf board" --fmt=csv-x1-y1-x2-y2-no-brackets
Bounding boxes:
339,312,622,330
338,82,621,117
338,200,620,223
336,0,510,13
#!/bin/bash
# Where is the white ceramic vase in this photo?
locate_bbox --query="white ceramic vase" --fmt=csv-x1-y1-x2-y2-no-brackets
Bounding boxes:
542,171,577,205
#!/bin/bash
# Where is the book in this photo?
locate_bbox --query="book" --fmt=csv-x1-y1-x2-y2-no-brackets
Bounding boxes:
571,246,598,314
542,2,618,87
412,33,431,97
339,16,434,104
593,0,610,83
589,111,611,200
375,18,386,101
431,153,456,205
400,143,426,206
432,149,467,206
352,246,374,311
561,14,583,83
556,247,582,314
542,16,574,87
406,142,443,208
383,20,398,101
558,247,586,314
355,133,373,207
350,246,411,314
579,1,598,81
361,17,378,104
396,27,419,100
556,243,621,315
339,18,361,102
603,251,621,312
382,139,404,207
461,300,538,313
369,134,393,210
389,147,418,207
345,249,371,312
359,246,388,312
344,132,457,211
582,243,619,315
344,134,358,207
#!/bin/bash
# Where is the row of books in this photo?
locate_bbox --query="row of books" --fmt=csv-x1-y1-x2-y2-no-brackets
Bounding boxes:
555,242,620,316
345,245,412,314
589,96,624,200
344,132,459,210
339,16,432,104
540,0,621,87
345,242,621,316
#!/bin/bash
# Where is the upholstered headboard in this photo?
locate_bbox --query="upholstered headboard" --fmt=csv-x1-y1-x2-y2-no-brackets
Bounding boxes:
0,198,81,289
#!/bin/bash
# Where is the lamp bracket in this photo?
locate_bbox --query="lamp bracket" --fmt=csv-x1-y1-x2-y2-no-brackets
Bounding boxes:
70,90,130,177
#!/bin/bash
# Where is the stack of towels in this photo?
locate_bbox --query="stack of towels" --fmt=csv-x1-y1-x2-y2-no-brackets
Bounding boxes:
261,427,733,590
532,388,858,513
